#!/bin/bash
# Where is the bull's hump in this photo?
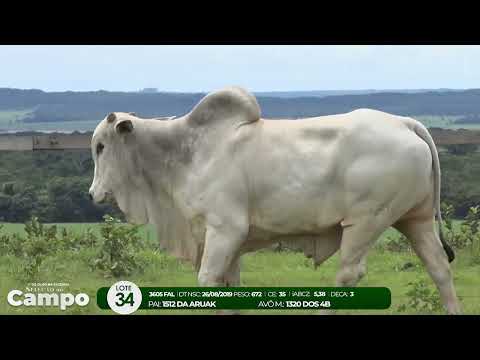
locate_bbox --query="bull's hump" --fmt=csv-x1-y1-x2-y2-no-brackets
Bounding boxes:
187,86,261,128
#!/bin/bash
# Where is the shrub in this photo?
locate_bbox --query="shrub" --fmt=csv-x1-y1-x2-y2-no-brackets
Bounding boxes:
383,233,411,252
397,279,444,314
472,234,480,265
0,215,144,279
0,217,61,280
0,216,101,280
441,203,480,250
465,205,480,234
464,206,480,265
92,215,145,278
393,260,421,272
60,227,98,251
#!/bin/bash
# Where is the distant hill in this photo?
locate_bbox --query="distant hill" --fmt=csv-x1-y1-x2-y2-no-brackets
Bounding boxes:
254,89,466,98
1,88,480,125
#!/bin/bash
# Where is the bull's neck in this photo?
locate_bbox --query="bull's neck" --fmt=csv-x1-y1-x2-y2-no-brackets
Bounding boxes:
133,117,192,198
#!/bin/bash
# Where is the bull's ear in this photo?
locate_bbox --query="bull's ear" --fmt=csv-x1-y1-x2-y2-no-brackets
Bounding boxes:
107,113,116,123
115,119,134,134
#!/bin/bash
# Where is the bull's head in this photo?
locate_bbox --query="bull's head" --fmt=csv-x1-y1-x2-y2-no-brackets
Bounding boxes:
89,112,196,264
89,112,135,203
89,112,150,224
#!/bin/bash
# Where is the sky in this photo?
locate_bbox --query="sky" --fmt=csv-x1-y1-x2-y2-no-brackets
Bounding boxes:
0,45,479,92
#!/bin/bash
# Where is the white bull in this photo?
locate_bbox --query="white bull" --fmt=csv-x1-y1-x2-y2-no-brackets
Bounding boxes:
89,86,461,314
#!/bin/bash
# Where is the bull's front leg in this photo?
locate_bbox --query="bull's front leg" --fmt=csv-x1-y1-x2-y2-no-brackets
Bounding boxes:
197,218,247,315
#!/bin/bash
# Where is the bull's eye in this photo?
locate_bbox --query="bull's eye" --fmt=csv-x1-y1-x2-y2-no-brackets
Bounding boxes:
96,142,104,156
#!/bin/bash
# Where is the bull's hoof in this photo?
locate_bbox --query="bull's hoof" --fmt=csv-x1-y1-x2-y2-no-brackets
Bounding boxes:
446,307,463,315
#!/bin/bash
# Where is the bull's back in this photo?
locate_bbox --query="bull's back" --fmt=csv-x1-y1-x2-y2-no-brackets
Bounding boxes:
249,109,423,176
238,109,433,234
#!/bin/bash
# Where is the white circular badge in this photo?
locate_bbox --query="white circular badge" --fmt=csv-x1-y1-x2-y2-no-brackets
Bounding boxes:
107,281,142,315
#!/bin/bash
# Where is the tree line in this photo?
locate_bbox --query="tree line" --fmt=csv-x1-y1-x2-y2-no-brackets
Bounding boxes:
0,147,477,223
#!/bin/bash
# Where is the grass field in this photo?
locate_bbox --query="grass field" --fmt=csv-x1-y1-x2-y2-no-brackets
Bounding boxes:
0,222,478,315
0,117,98,133
0,109,98,132
0,109,34,127
416,115,480,130
2,120,98,132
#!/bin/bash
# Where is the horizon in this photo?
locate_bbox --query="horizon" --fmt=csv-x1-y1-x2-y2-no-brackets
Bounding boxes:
0,86,474,94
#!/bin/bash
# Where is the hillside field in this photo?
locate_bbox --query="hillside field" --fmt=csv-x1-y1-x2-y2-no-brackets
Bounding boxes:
2,109,480,133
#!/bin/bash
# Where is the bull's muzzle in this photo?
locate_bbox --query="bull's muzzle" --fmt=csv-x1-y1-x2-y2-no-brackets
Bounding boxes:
89,187,113,204
88,188,106,204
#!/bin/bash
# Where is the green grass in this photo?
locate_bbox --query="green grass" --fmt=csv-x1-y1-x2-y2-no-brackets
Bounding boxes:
0,222,477,315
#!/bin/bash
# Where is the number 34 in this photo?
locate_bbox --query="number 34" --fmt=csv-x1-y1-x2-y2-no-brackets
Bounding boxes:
115,292,134,306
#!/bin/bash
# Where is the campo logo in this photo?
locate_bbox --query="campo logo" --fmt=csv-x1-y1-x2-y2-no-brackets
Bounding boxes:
7,289,90,310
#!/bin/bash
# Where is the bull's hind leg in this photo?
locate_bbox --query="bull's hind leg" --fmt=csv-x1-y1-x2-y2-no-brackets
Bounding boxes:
394,218,461,315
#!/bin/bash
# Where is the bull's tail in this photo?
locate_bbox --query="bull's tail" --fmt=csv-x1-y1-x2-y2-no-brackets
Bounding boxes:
411,120,455,263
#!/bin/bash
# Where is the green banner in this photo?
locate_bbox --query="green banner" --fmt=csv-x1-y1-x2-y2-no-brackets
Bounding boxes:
97,287,391,310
